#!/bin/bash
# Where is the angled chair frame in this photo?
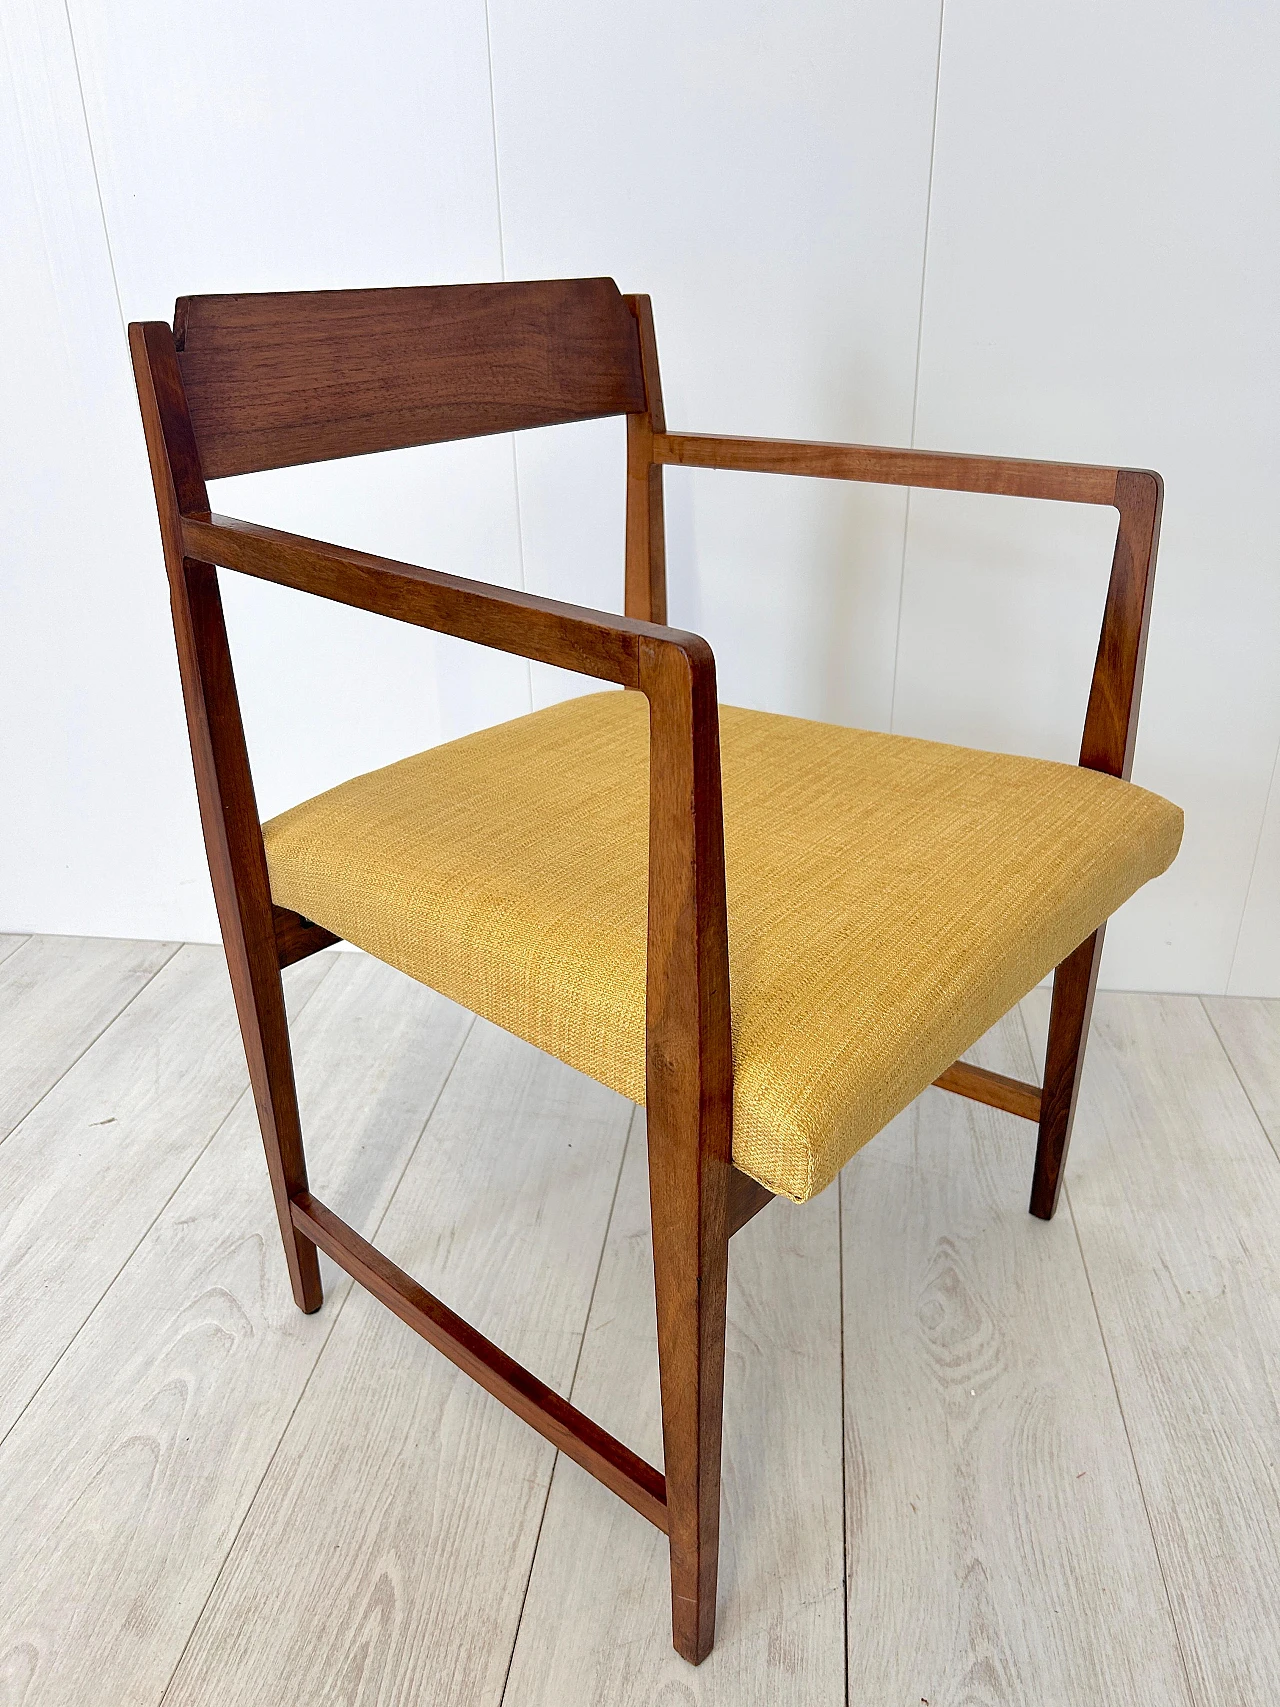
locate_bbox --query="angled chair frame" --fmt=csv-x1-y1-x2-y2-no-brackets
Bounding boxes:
129,279,1161,1664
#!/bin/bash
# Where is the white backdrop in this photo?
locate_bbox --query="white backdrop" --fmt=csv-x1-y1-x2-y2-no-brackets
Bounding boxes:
3,0,1277,993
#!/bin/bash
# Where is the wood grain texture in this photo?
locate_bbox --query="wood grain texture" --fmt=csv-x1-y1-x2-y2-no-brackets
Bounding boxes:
0,954,472,1707
0,934,176,1142
623,293,667,624
163,1022,633,1707
1078,468,1162,780
504,1112,844,1706
182,554,324,1308
1201,995,1280,1162
654,430,1122,505
175,279,646,477
933,1057,1042,1122
638,634,734,1662
181,511,679,688
1023,989,1280,1707
0,946,330,1441
131,320,323,1312
727,1166,775,1237
0,934,31,967
273,904,340,968
1031,928,1105,1218
844,1012,1190,1706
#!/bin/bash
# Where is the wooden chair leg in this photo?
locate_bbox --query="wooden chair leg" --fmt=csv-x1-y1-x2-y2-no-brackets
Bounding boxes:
1030,927,1106,1220
226,942,323,1313
181,560,323,1314
647,1115,730,1665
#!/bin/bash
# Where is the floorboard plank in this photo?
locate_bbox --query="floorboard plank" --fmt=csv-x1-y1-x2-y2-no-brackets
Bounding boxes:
841,1011,1190,1706
503,1112,845,1706
0,934,31,967
0,955,471,1707
0,934,177,1142
1201,994,1280,1161
1023,988,1280,1707
0,945,332,1440
162,1023,633,1707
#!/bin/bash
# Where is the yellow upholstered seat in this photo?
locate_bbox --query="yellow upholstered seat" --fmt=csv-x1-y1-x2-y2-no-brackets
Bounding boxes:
263,692,1181,1203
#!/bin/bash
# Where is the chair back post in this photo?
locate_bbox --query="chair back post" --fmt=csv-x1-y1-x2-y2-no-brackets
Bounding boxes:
128,321,322,1311
1080,469,1163,780
623,295,668,624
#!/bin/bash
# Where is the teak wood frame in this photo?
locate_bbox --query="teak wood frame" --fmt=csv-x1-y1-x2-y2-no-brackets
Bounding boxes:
129,280,1161,1665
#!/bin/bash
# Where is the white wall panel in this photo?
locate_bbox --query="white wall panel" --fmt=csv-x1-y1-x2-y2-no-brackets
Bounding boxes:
69,0,532,812
893,1,1280,991
488,0,946,727
3,0,1275,991
0,0,213,941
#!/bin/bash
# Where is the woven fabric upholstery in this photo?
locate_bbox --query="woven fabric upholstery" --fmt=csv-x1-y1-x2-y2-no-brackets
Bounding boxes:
263,692,1182,1202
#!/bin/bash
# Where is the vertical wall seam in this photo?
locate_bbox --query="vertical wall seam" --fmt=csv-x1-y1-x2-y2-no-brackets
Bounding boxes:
888,0,947,734
483,0,508,284
61,0,125,336
482,0,534,713
1225,723,1280,993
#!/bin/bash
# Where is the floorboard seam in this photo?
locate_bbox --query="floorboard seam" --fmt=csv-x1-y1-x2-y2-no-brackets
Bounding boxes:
1015,996,1200,1703
157,1001,477,1705
0,1085,245,1454
0,954,338,1454
498,1101,637,1706
1063,1180,1200,1706
0,939,184,1150
1198,996,1280,1168
333,1009,479,1257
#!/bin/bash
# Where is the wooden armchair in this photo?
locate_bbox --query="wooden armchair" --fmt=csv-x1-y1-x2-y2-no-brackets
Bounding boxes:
130,278,1181,1665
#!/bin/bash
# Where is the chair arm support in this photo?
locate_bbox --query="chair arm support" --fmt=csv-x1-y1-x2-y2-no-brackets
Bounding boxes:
182,513,700,690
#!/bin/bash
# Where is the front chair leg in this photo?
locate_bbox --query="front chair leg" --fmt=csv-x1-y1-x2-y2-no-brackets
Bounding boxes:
647,1120,731,1664
1030,927,1106,1220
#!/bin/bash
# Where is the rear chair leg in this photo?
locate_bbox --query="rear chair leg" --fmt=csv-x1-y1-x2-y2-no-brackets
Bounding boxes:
180,560,324,1314
228,940,323,1312
647,1118,730,1664
1030,927,1105,1220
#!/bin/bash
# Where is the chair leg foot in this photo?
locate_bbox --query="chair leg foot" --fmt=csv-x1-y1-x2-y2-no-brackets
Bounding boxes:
225,939,324,1312
648,1148,730,1664
285,1232,324,1313
1030,928,1105,1220
663,1338,726,1665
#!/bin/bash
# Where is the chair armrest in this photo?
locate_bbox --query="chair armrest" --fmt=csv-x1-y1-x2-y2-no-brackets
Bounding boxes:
652,430,1131,507
651,432,1161,780
182,513,699,690
183,510,733,1204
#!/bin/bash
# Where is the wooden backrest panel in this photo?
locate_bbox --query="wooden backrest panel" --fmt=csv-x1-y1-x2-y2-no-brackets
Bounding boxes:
175,278,647,479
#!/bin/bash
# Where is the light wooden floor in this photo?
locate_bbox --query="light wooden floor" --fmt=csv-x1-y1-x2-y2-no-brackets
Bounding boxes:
2,934,1278,1706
